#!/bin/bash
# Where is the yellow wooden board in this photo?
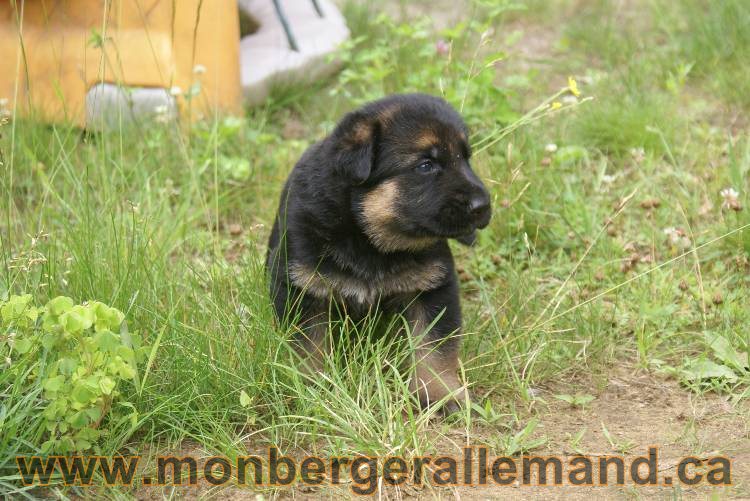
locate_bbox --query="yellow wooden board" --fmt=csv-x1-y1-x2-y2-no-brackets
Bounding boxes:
0,0,242,126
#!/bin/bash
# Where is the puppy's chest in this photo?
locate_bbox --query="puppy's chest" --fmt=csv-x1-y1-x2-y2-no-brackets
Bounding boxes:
289,252,448,305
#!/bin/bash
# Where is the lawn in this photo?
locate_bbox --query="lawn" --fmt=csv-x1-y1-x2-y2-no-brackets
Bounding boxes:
1,0,749,498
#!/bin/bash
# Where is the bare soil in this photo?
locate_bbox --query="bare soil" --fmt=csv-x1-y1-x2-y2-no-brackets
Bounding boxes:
132,365,749,499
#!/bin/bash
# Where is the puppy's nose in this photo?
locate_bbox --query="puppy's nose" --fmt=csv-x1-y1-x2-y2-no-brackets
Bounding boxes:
467,193,491,227
469,194,490,216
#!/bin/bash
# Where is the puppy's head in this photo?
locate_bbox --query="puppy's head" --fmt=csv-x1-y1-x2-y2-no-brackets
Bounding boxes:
330,94,491,253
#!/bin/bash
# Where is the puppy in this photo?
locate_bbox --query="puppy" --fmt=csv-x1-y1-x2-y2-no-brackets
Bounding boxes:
266,93,491,413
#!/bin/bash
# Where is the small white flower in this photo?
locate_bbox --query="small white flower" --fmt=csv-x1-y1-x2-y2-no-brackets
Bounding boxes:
720,187,742,211
4,357,10,366
602,174,616,184
169,85,182,96
544,143,558,153
153,104,172,123
663,227,691,249
527,387,542,398
193,64,207,75
562,95,578,105
630,147,646,163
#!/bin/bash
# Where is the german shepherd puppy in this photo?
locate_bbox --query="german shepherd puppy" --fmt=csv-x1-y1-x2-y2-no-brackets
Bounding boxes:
266,93,491,413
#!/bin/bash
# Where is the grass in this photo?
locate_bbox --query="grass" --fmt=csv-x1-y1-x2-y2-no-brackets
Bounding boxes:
1,0,749,497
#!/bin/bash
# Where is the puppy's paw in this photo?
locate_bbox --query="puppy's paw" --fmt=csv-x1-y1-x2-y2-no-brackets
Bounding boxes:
439,398,464,417
416,386,472,418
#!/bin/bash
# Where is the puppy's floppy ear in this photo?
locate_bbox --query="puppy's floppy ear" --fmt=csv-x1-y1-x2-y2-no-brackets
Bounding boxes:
330,110,379,185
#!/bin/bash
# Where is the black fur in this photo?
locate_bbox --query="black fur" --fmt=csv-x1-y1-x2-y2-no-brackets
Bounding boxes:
266,93,491,412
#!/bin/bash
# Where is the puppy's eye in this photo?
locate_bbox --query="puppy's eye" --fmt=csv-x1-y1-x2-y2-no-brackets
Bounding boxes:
415,160,439,174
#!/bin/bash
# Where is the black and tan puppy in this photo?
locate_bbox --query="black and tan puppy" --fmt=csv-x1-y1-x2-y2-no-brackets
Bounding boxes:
266,93,491,413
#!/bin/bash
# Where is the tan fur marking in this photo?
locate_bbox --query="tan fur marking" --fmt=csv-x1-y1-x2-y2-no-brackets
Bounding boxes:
288,262,334,299
360,180,439,252
350,122,372,143
376,104,401,125
414,130,439,150
406,305,467,407
291,312,330,374
412,349,465,406
289,260,446,304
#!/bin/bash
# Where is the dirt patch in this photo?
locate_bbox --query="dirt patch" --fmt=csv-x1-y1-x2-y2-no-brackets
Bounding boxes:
478,367,750,499
130,365,748,499
422,368,749,499
375,0,469,30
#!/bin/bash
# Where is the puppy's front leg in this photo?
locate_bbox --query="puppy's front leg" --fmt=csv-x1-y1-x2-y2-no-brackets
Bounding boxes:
405,280,469,414
269,256,330,374
292,306,331,374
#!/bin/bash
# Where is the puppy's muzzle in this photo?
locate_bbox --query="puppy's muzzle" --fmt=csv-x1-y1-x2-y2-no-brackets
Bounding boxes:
453,188,490,246
458,162,491,230
468,191,491,228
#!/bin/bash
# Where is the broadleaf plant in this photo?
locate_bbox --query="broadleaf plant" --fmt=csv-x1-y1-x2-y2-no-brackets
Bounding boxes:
1,295,146,454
